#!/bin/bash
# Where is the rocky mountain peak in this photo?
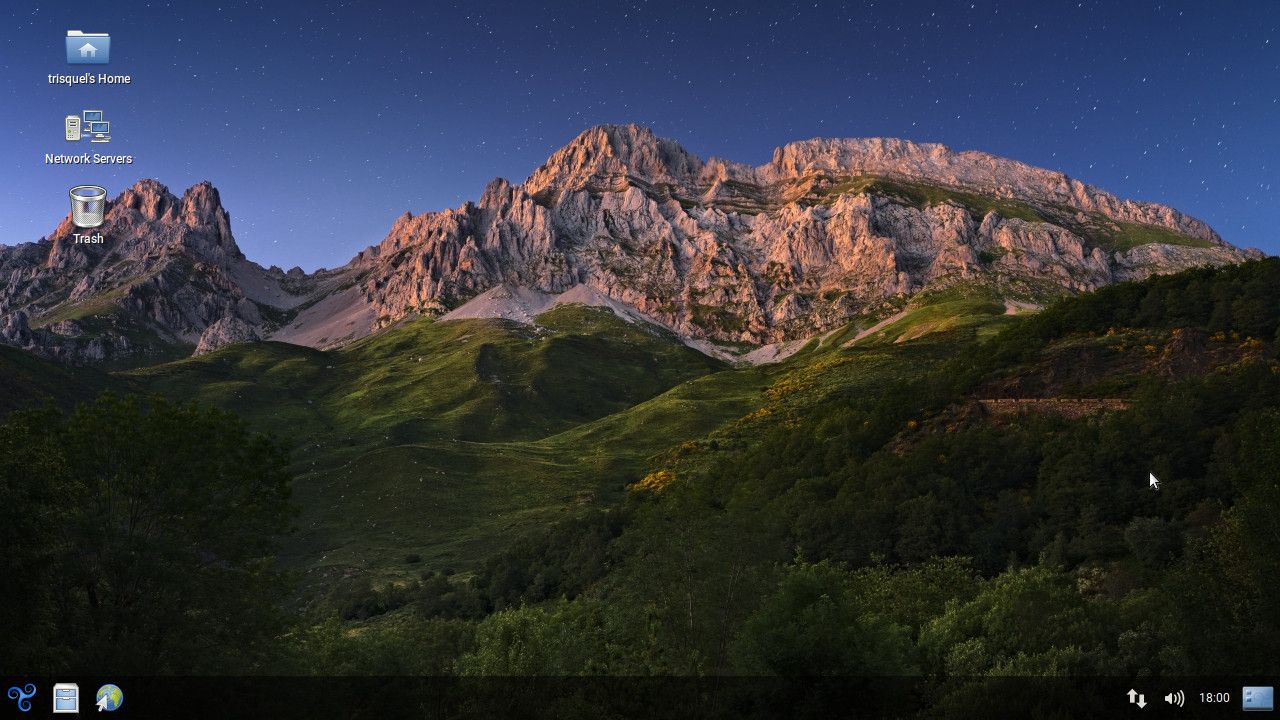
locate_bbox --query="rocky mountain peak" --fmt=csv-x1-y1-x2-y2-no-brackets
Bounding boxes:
767,137,959,180
514,127,1224,248
336,126,1258,351
0,179,268,364
78,180,240,262
479,177,517,208
180,181,230,228
116,179,181,222
760,136,1222,244
0,125,1263,367
523,123,704,201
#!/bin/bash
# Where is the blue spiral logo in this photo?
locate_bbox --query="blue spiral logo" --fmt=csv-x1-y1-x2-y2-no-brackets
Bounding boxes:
6,683,36,713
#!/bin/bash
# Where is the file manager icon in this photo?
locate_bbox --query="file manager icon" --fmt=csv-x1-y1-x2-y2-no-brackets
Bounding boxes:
52,683,78,713
66,30,110,64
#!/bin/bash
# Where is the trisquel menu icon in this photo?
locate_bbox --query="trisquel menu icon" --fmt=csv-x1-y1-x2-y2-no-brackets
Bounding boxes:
6,683,36,713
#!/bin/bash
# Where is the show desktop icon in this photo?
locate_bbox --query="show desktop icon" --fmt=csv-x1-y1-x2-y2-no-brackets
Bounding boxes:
1244,686,1275,712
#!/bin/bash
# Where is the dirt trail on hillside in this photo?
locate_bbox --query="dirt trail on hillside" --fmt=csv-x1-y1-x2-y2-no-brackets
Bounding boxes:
844,309,912,346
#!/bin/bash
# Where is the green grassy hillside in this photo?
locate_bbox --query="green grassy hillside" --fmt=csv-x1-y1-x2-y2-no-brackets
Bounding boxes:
0,345,115,416
85,284,1045,592
122,305,736,586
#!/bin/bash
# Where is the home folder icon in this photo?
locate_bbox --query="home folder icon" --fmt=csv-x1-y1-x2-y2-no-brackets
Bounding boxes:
66,30,110,64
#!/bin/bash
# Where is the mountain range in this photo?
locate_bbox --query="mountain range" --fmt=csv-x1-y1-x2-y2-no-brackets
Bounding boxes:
0,124,1261,365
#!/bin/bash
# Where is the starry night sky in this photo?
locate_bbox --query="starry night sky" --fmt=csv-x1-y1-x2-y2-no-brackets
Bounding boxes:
2,1,1277,269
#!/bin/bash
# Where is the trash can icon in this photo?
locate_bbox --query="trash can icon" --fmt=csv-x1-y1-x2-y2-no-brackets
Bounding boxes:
69,185,108,228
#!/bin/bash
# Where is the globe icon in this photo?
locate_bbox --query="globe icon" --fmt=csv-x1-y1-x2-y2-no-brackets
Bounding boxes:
95,684,123,712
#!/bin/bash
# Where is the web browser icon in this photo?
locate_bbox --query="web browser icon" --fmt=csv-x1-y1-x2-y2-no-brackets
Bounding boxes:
66,30,110,64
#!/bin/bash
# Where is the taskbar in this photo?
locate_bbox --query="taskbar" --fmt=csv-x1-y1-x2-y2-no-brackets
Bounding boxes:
1,675,1274,718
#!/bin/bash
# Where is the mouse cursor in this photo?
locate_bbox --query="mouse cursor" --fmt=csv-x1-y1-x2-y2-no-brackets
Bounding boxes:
1149,473,1160,490
97,695,109,712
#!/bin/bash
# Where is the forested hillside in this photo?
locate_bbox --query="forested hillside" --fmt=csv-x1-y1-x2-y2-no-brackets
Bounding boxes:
286,260,1280,701
1,259,1277,715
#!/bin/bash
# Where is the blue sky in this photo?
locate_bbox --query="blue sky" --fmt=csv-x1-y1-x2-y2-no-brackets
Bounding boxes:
2,0,1277,269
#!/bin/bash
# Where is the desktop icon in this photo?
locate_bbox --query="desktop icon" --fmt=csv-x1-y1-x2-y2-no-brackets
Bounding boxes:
95,685,123,712
6,684,36,713
52,683,78,714
65,110,110,143
69,185,108,229
1244,686,1274,712
66,30,110,64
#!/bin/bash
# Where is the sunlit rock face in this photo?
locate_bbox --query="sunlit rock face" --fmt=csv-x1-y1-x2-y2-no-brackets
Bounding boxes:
342,124,1257,344
0,125,1261,363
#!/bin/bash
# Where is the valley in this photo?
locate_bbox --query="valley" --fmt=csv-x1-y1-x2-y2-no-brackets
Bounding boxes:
117,296,987,591
1,280,1007,595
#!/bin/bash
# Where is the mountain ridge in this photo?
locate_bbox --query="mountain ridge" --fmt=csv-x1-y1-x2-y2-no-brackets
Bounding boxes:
0,124,1262,365
525,125,1222,244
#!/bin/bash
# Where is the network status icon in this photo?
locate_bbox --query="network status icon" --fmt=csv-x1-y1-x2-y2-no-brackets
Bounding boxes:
66,30,110,64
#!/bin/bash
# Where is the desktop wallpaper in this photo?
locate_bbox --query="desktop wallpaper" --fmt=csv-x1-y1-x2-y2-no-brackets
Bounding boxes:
0,1,1277,717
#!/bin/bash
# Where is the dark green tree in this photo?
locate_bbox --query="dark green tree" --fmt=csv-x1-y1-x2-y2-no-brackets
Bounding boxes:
732,560,916,675
919,565,1108,676
1159,410,1280,674
0,394,294,673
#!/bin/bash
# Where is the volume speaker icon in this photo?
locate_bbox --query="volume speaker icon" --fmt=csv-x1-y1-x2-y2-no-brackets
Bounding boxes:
1165,690,1185,707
